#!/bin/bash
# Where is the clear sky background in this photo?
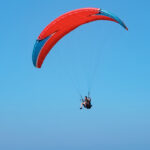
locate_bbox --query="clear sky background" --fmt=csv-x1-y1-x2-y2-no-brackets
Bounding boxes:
0,0,150,150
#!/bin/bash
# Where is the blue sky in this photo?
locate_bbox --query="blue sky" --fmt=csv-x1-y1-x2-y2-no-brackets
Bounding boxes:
0,0,150,150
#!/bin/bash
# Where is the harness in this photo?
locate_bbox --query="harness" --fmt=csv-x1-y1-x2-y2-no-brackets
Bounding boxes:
84,99,92,109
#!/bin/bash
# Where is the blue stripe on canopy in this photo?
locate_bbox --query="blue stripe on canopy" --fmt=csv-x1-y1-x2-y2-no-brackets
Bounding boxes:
32,36,51,67
100,9,128,30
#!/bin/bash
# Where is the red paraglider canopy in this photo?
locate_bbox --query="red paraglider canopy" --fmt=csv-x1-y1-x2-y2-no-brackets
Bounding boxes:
32,8,128,68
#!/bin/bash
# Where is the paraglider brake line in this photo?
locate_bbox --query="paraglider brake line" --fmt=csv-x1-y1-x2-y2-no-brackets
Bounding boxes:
88,91,90,97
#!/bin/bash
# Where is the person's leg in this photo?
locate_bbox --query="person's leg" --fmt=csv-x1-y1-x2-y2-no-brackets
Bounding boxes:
80,102,83,109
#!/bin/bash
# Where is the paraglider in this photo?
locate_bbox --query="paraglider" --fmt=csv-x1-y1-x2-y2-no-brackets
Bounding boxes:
32,7,128,68
32,8,128,109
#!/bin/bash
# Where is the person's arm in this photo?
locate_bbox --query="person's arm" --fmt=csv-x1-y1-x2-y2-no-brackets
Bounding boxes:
81,98,84,102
